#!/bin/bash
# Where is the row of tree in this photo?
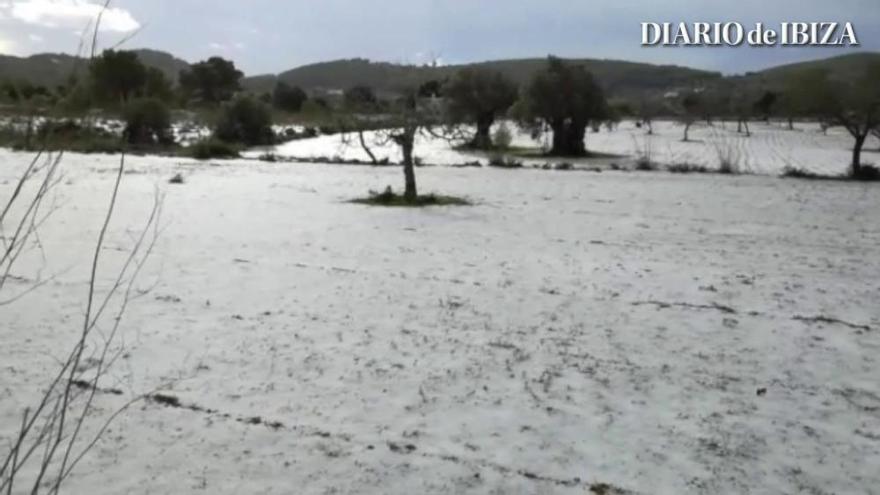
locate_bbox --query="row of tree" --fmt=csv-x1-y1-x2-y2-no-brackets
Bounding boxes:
658,65,880,176
4,51,877,181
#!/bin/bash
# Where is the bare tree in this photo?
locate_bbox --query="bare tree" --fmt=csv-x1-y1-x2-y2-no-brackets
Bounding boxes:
637,97,660,135
729,88,754,137
677,91,703,142
342,90,464,201
792,65,880,177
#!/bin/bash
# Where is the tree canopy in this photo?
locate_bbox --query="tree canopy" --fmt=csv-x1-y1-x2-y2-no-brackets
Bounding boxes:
89,50,148,103
272,81,308,112
444,68,517,149
214,96,274,146
179,57,243,104
516,57,608,156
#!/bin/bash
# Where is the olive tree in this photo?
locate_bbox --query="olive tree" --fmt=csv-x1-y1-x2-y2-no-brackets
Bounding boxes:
444,68,517,149
179,57,243,105
515,57,608,156
273,81,308,112
214,96,274,146
343,90,452,201
677,91,703,142
89,50,147,104
793,65,880,177
123,98,173,145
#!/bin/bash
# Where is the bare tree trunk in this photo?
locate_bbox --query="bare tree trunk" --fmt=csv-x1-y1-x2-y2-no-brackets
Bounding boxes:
788,117,794,130
470,116,494,149
550,121,587,156
401,129,417,200
852,133,867,177
568,124,587,156
358,130,378,165
744,121,751,137
683,122,691,142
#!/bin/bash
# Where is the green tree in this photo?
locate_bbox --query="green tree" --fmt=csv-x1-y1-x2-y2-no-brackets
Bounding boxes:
344,85,378,109
516,57,608,156
417,79,443,98
179,57,243,104
214,96,274,146
272,82,308,112
89,50,147,104
143,67,174,100
753,90,778,122
445,68,517,149
123,98,173,145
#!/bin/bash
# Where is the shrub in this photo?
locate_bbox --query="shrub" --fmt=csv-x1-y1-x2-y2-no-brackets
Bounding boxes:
273,82,307,112
631,135,654,171
318,125,340,136
667,163,710,173
124,98,173,145
855,164,880,181
713,139,741,174
781,165,880,181
214,96,274,146
635,156,656,171
351,186,471,207
187,138,241,159
26,120,123,153
781,167,826,179
169,173,185,184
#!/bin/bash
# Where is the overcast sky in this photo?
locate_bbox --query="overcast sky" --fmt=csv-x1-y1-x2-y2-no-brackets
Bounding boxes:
0,0,878,75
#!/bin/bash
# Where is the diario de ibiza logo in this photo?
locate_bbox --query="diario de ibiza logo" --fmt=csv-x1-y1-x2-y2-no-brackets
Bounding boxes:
641,22,859,47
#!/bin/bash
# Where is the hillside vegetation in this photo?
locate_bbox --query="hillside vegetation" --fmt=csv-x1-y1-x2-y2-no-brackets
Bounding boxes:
0,49,190,87
243,57,722,98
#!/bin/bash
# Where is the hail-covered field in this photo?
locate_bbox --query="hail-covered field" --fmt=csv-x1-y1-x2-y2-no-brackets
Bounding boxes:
1,120,879,494
258,120,880,177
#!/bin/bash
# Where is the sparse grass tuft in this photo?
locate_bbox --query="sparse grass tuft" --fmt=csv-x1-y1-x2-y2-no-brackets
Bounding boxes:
589,482,627,495
667,163,710,174
635,156,657,171
350,186,471,207
782,164,880,182
169,173,185,184
781,167,832,179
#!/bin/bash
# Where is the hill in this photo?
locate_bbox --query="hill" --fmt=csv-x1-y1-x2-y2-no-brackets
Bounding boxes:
3,49,877,99
242,57,723,99
740,52,880,87
0,49,191,88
